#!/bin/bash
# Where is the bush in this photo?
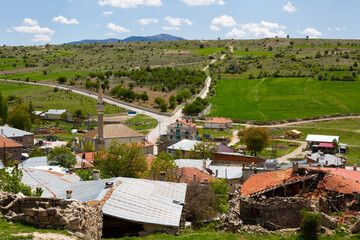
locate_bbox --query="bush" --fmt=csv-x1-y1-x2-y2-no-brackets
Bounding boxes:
57,76,67,84
299,209,322,239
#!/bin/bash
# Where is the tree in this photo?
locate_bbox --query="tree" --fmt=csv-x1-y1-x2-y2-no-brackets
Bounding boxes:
94,141,147,178
188,142,218,159
47,146,77,168
299,209,322,239
173,149,184,159
0,91,8,124
148,152,178,181
210,179,229,213
29,146,47,158
57,76,67,84
8,103,32,131
0,168,32,196
83,141,95,152
140,91,149,102
239,127,269,156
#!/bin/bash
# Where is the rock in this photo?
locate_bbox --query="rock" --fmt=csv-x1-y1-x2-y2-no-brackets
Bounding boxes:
320,213,337,230
24,209,37,217
75,231,90,240
37,209,48,217
350,220,360,234
47,208,57,216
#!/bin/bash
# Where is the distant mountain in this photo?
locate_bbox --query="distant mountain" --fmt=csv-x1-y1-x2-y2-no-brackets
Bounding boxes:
65,34,184,45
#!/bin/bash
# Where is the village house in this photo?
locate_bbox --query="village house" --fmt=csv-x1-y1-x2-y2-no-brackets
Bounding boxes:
163,119,197,141
305,134,339,152
82,124,146,150
204,117,232,129
44,109,71,120
0,136,23,162
0,126,34,149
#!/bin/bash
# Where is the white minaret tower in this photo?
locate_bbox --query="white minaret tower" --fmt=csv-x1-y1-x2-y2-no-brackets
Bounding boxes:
96,87,105,150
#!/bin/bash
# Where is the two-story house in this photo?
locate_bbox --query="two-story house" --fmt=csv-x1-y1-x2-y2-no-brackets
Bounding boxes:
165,119,197,141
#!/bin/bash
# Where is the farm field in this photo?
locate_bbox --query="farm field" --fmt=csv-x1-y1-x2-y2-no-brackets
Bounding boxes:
0,81,125,115
208,77,360,121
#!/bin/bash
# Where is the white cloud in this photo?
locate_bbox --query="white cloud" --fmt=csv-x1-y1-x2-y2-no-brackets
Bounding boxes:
105,32,115,36
6,29,13,33
300,27,322,37
210,15,236,31
137,18,158,25
23,18,38,26
164,16,192,26
182,0,225,6
52,15,79,24
162,26,180,31
237,21,287,38
107,23,130,32
334,27,341,31
226,28,246,38
103,10,113,16
283,1,296,13
327,27,332,31
98,0,161,8
32,34,51,42
13,24,55,35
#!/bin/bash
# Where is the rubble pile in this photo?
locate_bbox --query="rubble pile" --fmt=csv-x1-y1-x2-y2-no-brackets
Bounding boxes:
0,191,103,240
34,127,67,135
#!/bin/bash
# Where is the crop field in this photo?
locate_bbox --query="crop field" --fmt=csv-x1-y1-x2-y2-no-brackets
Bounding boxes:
208,77,360,121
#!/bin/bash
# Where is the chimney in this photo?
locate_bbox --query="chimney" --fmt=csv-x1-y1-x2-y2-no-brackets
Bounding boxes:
354,164,357,171
66,190,72,199
68,168,74,174
193,175,197,183
317,158,319,162
160,171,166,181
0,129,3,136
204,178,208,183
215,169,218,177
105,181,114,188
325,160,328,166
203,160,206,171
93,170,100,180
292,161,299,174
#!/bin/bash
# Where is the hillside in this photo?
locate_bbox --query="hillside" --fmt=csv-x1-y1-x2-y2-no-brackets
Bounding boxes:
1,38,360,119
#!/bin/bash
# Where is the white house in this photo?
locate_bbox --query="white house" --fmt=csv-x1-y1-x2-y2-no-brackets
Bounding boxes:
204,117,232,129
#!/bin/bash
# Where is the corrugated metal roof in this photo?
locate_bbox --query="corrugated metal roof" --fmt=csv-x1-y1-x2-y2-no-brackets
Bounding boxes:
307,152,343,166
22,169,80,197
21,155,92,169
0,161,4,169
0,126,32,137
208,165,243,179
45,109,67,115
98,178,187,227
174,159,212,170
306,134,339,143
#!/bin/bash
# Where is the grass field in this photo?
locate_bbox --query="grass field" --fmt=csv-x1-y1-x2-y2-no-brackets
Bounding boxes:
208,77,360,121
233,50,274,56
0,81,124,115
125,114,158,135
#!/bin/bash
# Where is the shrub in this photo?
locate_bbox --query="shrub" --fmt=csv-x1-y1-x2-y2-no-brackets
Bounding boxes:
299,209,322,239
57,76,67,84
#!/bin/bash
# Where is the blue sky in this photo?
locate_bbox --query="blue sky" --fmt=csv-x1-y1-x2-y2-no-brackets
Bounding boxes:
1,0,359,46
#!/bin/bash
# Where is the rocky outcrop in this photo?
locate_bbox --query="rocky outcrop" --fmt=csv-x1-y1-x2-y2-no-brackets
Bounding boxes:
0,191,102,240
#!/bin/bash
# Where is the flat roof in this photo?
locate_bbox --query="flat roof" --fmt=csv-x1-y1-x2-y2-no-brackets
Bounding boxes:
0,126,33,137
306,134,339,143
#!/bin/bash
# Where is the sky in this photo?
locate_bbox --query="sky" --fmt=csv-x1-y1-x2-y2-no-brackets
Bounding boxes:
1,0,359,46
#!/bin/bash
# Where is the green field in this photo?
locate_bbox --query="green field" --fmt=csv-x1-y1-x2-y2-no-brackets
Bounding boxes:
233,50,274,56
0,81,124,115
208,77,360,121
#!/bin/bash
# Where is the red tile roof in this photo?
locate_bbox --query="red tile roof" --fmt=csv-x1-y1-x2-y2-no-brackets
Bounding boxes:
0,136,23,148
76,152,100,163
205,117,232,124
145,154,156,170
179,119,196,127
311,167,360,183
318,143,334,148
241,168,307,197
178,167,217,185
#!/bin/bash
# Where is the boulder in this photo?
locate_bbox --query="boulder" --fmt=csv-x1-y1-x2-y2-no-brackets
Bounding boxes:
350,220,360,234
320,213,337,230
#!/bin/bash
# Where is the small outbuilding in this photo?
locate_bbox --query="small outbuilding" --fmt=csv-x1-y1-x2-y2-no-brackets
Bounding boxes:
204,117,232,129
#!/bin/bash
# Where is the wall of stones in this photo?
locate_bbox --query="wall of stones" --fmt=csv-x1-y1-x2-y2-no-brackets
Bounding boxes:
240,197,311,229
0,192,102,240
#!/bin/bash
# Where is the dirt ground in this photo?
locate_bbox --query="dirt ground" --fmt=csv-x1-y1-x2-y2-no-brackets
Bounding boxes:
0,67,44,75
12,232,77,240
163,49,191,54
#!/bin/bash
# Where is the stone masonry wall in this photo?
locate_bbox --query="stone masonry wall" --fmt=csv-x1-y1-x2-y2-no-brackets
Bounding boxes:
0,192,102,240
240,197,311,229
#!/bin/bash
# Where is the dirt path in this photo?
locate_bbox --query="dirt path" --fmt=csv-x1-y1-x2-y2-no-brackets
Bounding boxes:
12,232,77,240
276,139,307,163
228,130,239,146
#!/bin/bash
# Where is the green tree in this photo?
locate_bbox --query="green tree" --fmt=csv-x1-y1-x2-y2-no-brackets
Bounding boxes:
94,141,147,178
47,146,77,168
299,209,322,239
140,91,149,102
188,142,218,159
210,179,229,213
29,146,47,158
148,152,178,181
57,76,67,84
8,103,32,131
239,127,269,156
75,169,93,181
0,91,8,124
173,149,184,159
0,168,32,196
83,141,95,152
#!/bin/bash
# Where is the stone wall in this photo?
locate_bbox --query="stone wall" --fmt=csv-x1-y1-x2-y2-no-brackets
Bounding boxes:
240,197,311,229
0,192,102,240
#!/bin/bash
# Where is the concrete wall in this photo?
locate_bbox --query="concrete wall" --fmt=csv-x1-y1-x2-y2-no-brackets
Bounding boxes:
10,134,34,149
0,192,103,239
0,146,22,161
